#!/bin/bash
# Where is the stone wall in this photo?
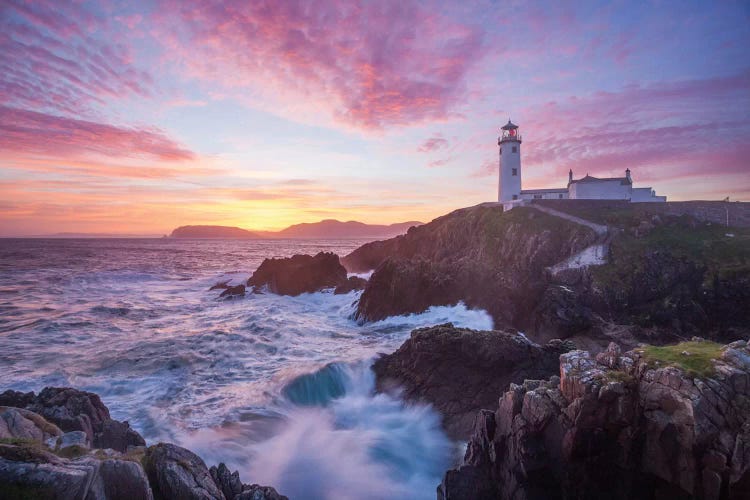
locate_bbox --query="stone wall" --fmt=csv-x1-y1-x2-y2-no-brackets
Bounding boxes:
532,199,750,228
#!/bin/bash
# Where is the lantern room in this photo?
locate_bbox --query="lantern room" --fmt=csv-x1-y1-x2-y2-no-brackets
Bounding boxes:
499,119,522,144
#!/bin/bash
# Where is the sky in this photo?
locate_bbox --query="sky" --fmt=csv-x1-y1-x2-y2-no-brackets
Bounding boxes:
1,0,749,236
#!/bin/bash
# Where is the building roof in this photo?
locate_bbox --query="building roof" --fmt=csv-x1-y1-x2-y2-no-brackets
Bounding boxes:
520,188,568,194
501,120,519,130
569,175,631,185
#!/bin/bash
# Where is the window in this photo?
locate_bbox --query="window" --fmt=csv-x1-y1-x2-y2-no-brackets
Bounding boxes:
512,195,518,200
558,194,563,199
499,149,502,155
512,168,517,176
512,146,517,153
533,194,542,199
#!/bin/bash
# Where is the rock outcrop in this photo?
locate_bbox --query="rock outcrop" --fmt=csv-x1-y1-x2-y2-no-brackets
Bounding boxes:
372,324,574,439
333,276,368,294
247,252,348,295
219,284,246,298
0,387,286,500
0,387,145,453
345,205,598,330
344,202,750,345
439,340,750,500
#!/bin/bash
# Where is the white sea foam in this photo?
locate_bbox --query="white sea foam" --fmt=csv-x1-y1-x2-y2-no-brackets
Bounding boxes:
0,238,490,498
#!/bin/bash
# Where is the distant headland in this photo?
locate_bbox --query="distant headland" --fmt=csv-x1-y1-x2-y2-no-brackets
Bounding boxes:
170,219,422,239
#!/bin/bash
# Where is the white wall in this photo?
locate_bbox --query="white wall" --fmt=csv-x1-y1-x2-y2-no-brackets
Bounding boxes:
520,191,569,200
631,187,666,202
569,180,630,200
498,139,522,202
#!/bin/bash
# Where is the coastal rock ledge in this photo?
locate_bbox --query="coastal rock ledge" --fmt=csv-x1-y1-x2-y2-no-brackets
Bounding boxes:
439,340,750,500
0,387,286,500
373,323,575,439
247,252,354,295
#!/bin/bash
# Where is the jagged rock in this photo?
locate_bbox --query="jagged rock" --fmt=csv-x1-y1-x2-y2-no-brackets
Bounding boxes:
209,281,230,290
439,340,750,499
372,324,573,439
333,276,368,294
0,387,146,453
0,407,62,443
235,484,288,500
144,443,224,500
344,203,750,343
247,252,347,295
210,462,243,499
0,454,94,499
94,418,146,452
27,387,110,445
84,457,154,500
219,284,246,298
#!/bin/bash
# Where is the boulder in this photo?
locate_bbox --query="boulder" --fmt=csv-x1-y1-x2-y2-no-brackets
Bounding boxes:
144,443,224,500
219,284,246,298
439,340,750,499
333,276,368,294
58,431,88,450
87,457,154,500
27,387,110,444
94,418,146,452
355,259,461,322
209,462,288,500
372,324,573,439
0,407,62,443
210,462,243,500
247,252,347,296
0,387,146,453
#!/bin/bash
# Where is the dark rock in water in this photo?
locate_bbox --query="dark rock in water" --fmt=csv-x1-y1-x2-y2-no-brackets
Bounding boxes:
333,275,368,294
219,284,246,298
372,323,573,439
209,280,230,290
439,340,750,500
356,259,461,321
247,252,347,296
144,443,224,500
210,462,288,500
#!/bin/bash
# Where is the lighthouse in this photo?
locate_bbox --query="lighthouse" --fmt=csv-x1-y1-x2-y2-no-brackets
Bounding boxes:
498,119,522,202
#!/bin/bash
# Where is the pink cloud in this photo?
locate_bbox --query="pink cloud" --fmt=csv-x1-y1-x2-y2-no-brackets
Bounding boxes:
154,0,485,129
418,134,449,153
0,1,153,117
518,72,750,187
0,106,194,161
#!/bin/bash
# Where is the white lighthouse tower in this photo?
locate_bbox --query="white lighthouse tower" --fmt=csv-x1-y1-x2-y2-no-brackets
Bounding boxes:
498,119,522,202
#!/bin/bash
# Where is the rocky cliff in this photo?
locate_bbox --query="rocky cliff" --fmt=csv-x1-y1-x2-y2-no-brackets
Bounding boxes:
346,205,598,331
344,201,750,346
439,339,750,500
372,324,574,439
0,387,285,500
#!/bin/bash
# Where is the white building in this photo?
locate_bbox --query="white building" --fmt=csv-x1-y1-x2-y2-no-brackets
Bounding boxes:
497,120,666,206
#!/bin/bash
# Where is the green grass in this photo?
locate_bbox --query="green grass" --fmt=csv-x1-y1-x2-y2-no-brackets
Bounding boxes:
640,340,724,378
604,370,635,384
0,437,39,447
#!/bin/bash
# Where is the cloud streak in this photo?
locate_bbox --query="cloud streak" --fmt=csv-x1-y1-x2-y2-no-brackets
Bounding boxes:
0,106,194,161
156,0,485,129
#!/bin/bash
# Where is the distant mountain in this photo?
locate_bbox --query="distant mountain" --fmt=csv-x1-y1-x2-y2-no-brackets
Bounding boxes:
169,220,422,239
170,225,260,238
272,219,422,239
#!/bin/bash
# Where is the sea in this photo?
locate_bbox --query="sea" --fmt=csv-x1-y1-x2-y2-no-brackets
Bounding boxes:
0,238,493,499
